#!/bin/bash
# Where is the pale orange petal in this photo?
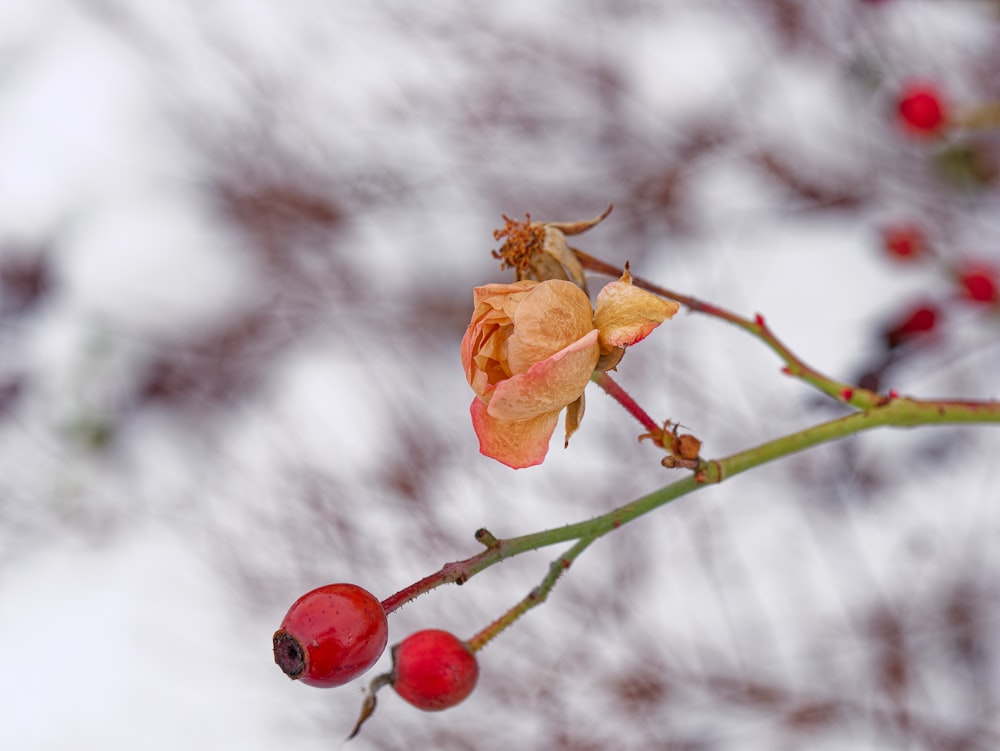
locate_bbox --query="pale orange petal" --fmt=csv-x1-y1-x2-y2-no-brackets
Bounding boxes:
472,280,536,311
470,398,561,469
487,329,600,421
594,279,680,349
507,280,594,376
460,322,478,382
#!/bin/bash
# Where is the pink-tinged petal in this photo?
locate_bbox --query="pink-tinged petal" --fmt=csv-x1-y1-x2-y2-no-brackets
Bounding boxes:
487,329,600,421
594,279,679,349
507,280,595,376
470,398,560,469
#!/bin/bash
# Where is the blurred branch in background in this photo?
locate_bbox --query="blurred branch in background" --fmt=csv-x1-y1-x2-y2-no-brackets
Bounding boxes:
0,1,998,749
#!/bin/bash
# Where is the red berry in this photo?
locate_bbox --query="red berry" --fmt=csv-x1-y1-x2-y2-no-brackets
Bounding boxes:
273,583,388,688
883,304,939,349
391,629,479,711
897,83,947,137
880,223,927,261
957,263,998,304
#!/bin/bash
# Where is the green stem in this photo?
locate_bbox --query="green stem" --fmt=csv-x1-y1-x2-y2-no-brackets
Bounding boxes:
382,394,1000,616
466,537,595,652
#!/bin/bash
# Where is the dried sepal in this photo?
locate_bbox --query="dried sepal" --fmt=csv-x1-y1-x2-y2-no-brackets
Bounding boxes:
564,393,585,448
595,346,625,372
348,672,393,740
671,432,702,460
492,206,613,295
661,425,702,470
543,204,613,236
537,224,588,293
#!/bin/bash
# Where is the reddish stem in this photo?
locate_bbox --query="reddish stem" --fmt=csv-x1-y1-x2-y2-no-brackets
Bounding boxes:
591,370,663,440
380,571,449,614
576,249,872,408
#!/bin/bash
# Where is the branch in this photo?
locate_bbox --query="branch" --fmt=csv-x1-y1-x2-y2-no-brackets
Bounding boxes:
574,249,877,407
382,395,1000,616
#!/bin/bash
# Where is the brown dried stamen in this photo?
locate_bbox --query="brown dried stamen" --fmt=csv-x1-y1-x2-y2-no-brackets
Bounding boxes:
492,214,546,273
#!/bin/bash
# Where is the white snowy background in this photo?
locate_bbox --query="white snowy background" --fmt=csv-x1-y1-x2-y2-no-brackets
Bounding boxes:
1,1,999,749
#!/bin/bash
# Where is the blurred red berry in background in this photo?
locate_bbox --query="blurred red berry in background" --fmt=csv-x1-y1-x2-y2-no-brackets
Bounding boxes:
883,304,940,349
897,83,947,137
957,263,999,304
881,223,927,261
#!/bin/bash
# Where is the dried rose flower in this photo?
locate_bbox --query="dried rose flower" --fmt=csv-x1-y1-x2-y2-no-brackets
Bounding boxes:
461,272,678,468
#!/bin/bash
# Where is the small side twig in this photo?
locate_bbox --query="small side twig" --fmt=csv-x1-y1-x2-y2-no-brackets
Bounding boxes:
466,537,595,653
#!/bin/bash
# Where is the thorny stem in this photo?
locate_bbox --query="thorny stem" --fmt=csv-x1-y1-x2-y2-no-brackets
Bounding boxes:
382,395,1000,621
573,249,871,407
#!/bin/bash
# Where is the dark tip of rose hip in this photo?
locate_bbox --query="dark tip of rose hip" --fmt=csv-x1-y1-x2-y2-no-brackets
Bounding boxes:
273,630,307,679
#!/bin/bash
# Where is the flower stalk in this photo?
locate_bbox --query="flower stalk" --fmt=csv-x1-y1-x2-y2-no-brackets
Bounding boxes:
590,370,664,441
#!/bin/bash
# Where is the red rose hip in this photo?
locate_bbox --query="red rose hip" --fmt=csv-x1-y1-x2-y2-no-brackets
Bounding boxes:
880,223,927,261
273,583,388,688
392,629,479,711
